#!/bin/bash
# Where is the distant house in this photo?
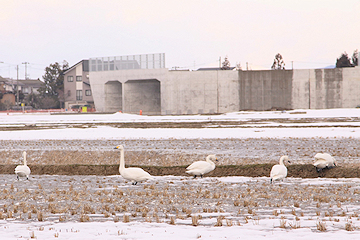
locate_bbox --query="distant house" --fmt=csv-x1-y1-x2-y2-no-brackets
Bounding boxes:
63,60,94,110
0,77,14,93
0,77,42,107
0,77,15,106
15,79,43,95
0,78,42,94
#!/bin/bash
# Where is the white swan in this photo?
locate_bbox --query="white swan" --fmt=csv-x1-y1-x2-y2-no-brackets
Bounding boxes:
114,145,153,185
270,155,290,183
14,151,31,180
186,155,217,178
313,153,337,172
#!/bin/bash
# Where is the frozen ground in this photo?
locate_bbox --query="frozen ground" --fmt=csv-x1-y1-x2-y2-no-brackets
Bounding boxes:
1,175,360,239
1,109,360,239
1,108,360,166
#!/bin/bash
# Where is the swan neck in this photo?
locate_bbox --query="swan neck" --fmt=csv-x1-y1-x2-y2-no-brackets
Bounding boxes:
279,157,285,165
23,152,27,166
119,148,125,172
206,156,215,166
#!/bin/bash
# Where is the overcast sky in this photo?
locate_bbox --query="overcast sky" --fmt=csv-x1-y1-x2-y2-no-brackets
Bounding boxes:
0,0,359,80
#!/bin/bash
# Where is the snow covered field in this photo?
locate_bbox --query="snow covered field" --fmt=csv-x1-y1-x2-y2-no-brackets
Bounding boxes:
1,109,360,239
1,108,360,140
1,175,360,240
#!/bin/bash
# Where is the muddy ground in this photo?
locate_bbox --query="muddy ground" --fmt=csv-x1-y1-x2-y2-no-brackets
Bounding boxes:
1,138,360,178
1,163,360,178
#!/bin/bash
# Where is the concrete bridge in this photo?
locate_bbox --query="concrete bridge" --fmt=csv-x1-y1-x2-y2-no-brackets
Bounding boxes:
89,66,360,115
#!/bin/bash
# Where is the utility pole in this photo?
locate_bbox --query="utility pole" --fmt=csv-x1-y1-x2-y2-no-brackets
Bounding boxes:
16,65,19,105
22,62,29,79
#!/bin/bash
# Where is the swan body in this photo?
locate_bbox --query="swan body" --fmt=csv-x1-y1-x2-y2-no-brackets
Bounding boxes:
186,155,217,178
270,156,290,183
114,145,153,185
313,153,336,172
15,151,31,180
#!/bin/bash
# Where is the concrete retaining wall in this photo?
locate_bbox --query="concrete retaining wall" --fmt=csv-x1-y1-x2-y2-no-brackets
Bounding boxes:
124,79,161,115
161,70,239,115
292,68,360,109
239,70,293,110
89,67,360,115
342,67,360,108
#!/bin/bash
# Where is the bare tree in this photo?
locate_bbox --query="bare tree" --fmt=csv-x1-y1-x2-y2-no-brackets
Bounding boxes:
336,52,352,68
221,56,231,70
336,50,358,68
271,53,285,70
352,49,358,67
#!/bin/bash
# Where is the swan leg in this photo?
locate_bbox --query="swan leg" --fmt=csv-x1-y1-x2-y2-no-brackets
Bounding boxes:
132,182,138,185
17,175,19,181
193,175,197,179
270,178,273,184
316,168,325,177
200,175,203,178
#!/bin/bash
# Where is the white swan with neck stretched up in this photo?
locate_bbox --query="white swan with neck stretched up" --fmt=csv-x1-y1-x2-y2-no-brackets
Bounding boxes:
114,145,153,185
15,151,31,180
186,155,217,178
270,155,290,183
313,153,337,172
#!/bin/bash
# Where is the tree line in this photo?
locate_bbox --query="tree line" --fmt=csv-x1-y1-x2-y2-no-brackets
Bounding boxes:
0,61,69,110
18,61,68,110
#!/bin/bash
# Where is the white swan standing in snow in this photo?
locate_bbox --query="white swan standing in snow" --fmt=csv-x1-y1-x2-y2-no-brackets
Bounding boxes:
14,151,31,180
270,155,290,183
114,145,153,185
186,154,217,178
313,153,337,172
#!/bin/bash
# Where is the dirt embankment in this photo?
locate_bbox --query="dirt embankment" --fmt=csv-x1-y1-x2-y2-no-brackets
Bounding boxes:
2,164,360,178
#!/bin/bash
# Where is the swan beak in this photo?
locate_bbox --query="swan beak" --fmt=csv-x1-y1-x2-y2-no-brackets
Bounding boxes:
114,146,118,149
216,158,218,162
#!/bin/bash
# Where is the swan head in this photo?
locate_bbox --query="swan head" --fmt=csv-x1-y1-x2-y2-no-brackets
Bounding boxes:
114,145,124,150
281,155,290,164
331,158,337,167
207,155,218,162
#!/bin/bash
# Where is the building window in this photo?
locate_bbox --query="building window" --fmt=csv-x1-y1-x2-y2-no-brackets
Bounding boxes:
23,87,29,93
76,76,82,82
85,89,91,96
76,90,82,100
67,76,74,82
67,90,71,97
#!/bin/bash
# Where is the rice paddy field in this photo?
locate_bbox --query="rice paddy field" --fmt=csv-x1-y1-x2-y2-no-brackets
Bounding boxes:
1,109,360,239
